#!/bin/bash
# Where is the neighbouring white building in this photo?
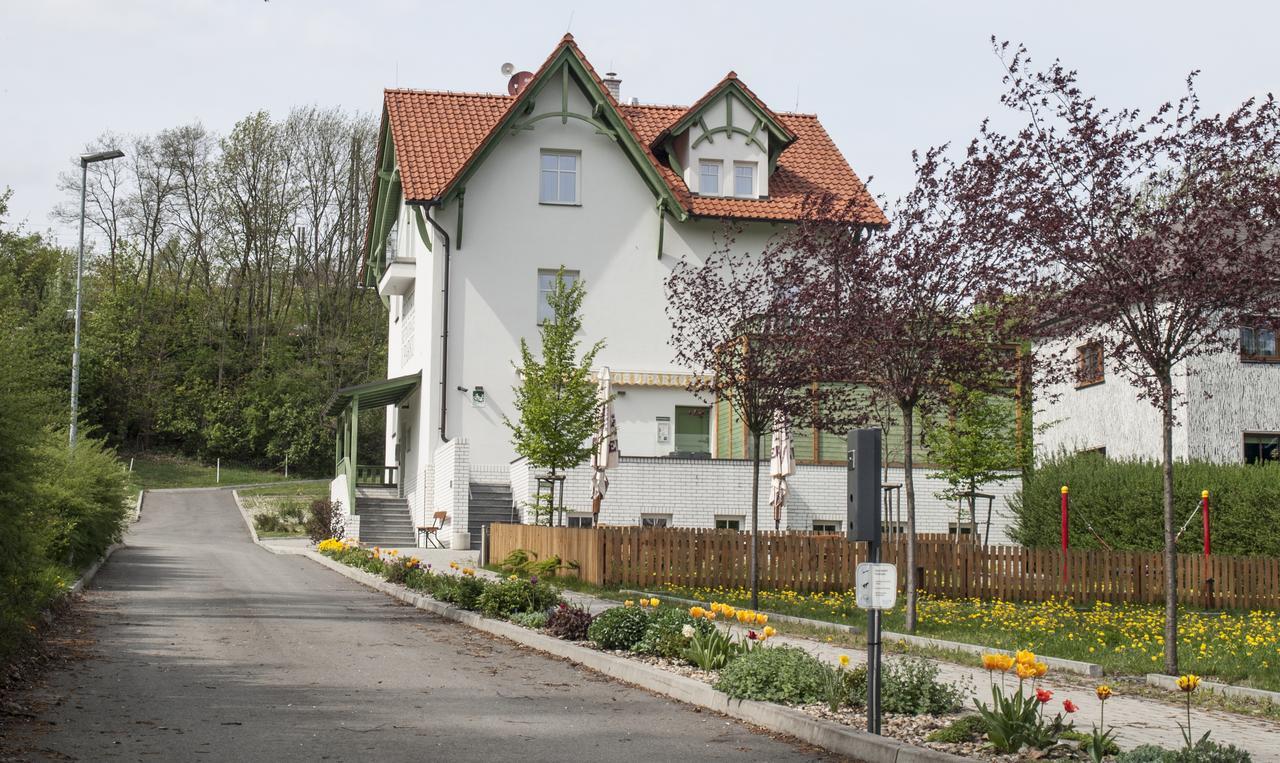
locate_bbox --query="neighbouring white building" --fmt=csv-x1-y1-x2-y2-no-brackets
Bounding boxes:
328,35,1022,549
1035,324,1280,464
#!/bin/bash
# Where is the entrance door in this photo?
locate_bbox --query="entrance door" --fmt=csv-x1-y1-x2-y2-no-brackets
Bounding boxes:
674,406,711,455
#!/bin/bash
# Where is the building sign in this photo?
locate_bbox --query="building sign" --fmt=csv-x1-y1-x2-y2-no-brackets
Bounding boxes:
855,563,897,610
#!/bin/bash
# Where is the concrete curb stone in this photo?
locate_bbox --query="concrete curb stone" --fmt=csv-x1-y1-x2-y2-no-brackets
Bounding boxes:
1146,673,1280,705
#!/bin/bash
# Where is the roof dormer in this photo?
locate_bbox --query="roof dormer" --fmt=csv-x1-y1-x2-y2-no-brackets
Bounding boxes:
653,72,797,200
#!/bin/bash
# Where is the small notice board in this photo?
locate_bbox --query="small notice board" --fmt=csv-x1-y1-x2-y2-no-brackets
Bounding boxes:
855,563,897,610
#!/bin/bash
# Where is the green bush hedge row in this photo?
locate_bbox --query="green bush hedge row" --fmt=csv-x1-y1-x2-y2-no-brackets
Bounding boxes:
1010,453,1280,556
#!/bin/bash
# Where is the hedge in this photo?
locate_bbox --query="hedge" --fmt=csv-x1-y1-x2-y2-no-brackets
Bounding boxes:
1009,452,1280,556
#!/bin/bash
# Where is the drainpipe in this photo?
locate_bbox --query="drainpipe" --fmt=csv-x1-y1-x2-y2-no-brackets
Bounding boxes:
410,200,452,442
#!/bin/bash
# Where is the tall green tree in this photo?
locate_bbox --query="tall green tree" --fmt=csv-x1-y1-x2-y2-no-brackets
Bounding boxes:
927,387,1020,544
505,269,604,525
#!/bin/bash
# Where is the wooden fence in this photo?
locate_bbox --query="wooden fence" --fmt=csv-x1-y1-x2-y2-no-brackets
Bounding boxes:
488,524,1280,610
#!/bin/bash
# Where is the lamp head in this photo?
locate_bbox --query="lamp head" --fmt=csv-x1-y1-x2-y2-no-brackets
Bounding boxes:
80,149,124,165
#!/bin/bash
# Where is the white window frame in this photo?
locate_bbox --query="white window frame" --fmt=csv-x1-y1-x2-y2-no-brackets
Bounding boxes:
536,268,580,325
732,162,756,198
566,513,594,528
540,150,581,205
698,160,722,196
714,515,743,531
812,520,841,533
640,514,671,528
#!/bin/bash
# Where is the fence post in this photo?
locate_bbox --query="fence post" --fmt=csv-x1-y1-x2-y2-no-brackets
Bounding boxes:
1201,489,1213,609
1060,485,1069,581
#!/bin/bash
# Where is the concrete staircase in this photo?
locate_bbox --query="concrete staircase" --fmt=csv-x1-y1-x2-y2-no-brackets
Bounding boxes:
468,482,514,551
355,487,415,546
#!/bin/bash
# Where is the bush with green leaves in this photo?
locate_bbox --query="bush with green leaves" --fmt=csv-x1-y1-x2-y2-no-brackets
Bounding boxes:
715,645,828,705
632,608,713,659
682,626,744,671
546,603,594,640
509,610,549,629
587,605,652,650
306,499,344,544
1012,452,1280,555
880,657,966,715
477,578,561,619
1115,740,1252,763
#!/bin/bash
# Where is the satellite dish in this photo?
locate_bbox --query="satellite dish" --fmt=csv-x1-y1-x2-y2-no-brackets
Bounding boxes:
500,62,515,76
507,71,534,96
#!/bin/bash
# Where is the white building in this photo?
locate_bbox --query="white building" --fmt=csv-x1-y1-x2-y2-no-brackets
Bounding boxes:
1035,325,1280,463
329,35,1022,548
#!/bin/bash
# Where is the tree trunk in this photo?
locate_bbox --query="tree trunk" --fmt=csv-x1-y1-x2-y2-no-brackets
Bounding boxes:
1160,374,1178,675
901,402,918,633
750,431,762,611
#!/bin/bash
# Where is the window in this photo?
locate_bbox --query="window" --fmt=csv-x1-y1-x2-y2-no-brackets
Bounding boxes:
698,160,722,196
949,521,977,537
674,406,711,455
733,162,756,198
536,269,580,325
1244,433,1280,464
640,514,671,528
1076,342,1104,387
1081,445,1107,458
1240,323,1278,362
540,151,579,204
566,513,594,528
714,516,742,531
812,520,841,533
384,218,399,262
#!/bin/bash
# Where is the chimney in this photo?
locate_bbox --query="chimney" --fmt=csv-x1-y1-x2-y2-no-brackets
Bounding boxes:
602,71,621,101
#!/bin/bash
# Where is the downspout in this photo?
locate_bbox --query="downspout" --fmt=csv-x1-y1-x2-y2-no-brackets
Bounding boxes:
410,200,452,442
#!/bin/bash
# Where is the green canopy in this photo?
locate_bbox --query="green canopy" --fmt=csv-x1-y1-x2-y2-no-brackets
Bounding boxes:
326,372,420,417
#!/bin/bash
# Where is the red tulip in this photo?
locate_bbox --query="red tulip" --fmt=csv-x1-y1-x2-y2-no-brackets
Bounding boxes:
1035,688,1053,704
1063,699,1078,713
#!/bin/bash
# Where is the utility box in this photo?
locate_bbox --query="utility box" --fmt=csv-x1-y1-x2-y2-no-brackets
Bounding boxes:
847,429,882,543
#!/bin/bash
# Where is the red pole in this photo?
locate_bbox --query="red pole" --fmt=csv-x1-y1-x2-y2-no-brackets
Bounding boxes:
1201,489,1210,559
1060,485,1069,581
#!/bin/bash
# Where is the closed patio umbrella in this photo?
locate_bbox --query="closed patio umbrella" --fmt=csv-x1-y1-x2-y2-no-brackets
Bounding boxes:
591,368,619,522
769,411,795,531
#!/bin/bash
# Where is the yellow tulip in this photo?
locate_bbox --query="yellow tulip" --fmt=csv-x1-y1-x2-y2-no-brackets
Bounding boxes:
1034,662,1048,678
755,613,768,625
763,626,776,638
690,606,706,618
1015,649,1036,666
650,598,660,608
624,600,634,608
1015,661,1038,680
1177,674,1201,693
1096,684,1113,701
839,655,850,667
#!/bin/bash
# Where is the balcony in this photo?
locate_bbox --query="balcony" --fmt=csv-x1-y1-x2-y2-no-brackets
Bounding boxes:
378,254,416,297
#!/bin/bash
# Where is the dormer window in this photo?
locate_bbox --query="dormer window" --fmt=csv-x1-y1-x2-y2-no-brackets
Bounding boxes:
733,162,756,198
698,160,722,196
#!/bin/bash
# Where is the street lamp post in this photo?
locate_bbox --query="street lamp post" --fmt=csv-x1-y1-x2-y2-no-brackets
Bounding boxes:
69,148,124,449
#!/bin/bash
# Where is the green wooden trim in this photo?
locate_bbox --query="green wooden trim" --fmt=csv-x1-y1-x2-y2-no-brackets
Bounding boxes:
692,125,766,152
724,94,733,133
561,64,569,124
455,189,465,250
514,110,617,140
696,117,713,144
364,121,397,287
665,82,795,147
746,118,762,143
656,201,666,259
438,49,687,221
413,206,432,252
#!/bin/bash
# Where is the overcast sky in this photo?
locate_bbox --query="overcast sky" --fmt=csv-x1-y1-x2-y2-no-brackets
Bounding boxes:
2,0,1276,244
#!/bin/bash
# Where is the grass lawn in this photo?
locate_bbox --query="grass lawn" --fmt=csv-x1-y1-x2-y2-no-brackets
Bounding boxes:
238,482,329,539
657,583,1280,692
126,453,297,490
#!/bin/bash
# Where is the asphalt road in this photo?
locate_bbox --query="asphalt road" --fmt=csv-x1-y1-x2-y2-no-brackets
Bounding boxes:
3,489,840,762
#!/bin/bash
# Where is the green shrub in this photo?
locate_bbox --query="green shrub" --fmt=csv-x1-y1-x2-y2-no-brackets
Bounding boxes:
925,713,986,743
1012,452,1280,555
587,605,652,650
683,626,743,671
254,513,287,533
1115,740,1252,763
546,603,593,640
32,434,129,570
632,608,713,658
477,578,561,619
278,500,307,524
510,611,549,629
715,645,828,705
880,657,966,715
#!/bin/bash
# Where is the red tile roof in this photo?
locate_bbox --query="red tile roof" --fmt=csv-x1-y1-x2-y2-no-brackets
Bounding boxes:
382,35,885,226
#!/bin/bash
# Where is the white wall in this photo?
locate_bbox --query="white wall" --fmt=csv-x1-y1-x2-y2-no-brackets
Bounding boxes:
413,73,781,468
613,386,714,458
509,456,1021,545
1186,350,1280,463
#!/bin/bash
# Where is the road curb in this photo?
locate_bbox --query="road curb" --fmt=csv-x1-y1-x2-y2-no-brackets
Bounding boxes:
1146,673,1279,705
149,479,329,494
623,589,1104,678
288,548,968,763
69,542,123,596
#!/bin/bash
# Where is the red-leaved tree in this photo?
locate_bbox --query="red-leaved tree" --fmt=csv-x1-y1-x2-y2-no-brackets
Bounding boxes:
969,40,1280,673
772,150,1033,632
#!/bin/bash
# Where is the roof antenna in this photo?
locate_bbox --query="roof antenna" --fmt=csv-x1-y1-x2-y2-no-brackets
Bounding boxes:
794,84,800,112
565,9,574,34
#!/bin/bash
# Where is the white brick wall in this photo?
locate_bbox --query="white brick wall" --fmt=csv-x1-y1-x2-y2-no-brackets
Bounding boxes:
432,439,471,548
509,456,1021,545
329,473,359,541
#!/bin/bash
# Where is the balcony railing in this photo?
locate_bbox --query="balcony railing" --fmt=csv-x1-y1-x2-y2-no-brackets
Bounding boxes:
356,464,399,488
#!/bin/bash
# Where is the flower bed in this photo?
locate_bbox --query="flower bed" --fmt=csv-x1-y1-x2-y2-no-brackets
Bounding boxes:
317,540,1254,761
659,584,1280,692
